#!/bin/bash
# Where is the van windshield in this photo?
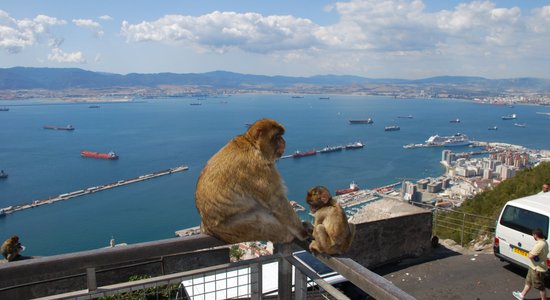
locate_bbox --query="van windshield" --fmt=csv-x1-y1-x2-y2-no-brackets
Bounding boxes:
500,205,549,237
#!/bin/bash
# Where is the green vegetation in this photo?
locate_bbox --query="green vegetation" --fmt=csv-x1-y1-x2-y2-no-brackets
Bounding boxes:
98,275,178,300
230,244,245,261
434,162,550,245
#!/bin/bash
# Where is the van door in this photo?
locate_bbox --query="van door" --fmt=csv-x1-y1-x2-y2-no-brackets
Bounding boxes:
496,204,549,268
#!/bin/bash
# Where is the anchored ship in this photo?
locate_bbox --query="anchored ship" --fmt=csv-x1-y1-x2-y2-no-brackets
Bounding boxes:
292,150,317,158
0,170,7,179
81,151,118,160
384,125,400,131
397,115,413,119
404,133,472,148
349,119,373,124
502,113,517,120
345,142,364,149
425,133,471,147
319,145,344,153
336,181,360,195
43,124,74,131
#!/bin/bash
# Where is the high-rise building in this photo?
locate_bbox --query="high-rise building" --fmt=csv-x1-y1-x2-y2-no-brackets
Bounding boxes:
483,169,493,180
442,150,451,163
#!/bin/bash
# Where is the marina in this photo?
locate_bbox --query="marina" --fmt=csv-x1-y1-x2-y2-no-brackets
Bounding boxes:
0,165,189,216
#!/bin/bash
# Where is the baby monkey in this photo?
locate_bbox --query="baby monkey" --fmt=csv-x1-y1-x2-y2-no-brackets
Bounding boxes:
306,186,355,255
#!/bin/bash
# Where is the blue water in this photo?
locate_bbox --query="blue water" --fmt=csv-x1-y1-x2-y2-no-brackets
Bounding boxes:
1,95,550,256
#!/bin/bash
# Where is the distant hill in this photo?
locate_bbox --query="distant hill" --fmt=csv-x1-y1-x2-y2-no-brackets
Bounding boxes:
1,67,550,92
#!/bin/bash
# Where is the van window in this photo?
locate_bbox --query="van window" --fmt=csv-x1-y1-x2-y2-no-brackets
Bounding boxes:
500,205,549,237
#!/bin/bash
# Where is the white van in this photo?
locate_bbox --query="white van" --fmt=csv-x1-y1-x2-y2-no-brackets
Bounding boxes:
494,192,550,269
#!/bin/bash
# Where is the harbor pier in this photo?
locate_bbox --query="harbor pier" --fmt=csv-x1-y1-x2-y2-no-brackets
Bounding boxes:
1,165,189,216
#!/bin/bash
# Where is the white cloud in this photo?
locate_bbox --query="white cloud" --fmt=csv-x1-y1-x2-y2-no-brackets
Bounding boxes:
99,15,113,21
121,11,322,54
0,10,66,53
527,5,550,33
73,18,104,37
117,1,550,64
48,47,85,63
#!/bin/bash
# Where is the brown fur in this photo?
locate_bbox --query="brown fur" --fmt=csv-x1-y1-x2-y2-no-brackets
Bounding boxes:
1,236,22,262
195,119,310,244
307,186,355,255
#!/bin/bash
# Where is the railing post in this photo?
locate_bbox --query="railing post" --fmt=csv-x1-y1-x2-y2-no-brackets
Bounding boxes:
86,268,97,292
461,213,466,246
275,243,292,300
433,208,438,236
251,261,262,300
294,263,308,300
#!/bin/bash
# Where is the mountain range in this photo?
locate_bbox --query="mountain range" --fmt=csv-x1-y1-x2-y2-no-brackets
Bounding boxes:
1,67,549,93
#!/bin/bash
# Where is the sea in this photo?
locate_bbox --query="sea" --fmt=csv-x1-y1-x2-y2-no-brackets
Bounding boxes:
1,94,550,256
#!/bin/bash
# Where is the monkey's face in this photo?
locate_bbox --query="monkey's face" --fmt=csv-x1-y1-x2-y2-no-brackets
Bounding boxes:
272,133,285,158
306,187,331,213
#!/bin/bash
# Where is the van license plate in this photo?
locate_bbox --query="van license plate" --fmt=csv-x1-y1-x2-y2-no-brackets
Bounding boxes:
512,247,528,257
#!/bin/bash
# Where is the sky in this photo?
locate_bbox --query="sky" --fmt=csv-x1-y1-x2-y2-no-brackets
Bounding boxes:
1,0,549,79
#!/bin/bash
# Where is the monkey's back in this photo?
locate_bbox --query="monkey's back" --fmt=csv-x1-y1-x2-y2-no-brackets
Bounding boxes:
195,134,298,243
314,203,355,254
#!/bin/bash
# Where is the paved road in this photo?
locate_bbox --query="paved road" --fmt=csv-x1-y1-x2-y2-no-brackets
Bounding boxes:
373,246,548,300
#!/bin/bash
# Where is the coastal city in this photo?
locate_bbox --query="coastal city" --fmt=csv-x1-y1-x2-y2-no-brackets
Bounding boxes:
173,136,550,260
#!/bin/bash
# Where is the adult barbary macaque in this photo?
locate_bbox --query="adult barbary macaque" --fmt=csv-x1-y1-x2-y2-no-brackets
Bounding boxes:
195,119,310,244
307,186,355,255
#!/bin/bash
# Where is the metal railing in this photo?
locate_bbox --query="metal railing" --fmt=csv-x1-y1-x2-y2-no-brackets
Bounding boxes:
1,235,415,300
413,202,496,247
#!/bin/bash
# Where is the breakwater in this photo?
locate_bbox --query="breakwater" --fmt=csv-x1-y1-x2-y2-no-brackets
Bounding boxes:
0,165,189,216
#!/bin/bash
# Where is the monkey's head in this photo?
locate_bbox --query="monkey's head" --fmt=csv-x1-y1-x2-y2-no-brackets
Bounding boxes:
246,119,286,160
7,236,19,245
306,186,332,213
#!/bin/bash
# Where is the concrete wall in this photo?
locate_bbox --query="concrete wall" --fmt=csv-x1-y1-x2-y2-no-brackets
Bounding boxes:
0,235,228,299
346,210,434,268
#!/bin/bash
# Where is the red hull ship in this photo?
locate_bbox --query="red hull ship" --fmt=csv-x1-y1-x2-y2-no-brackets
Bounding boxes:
335,181,360,195
81,151,118,160
292,150,317,158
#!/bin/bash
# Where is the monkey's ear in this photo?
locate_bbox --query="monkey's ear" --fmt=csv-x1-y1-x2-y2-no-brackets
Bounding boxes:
253,129,263,140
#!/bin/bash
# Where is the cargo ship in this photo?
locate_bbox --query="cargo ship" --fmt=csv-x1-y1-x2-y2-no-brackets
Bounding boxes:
384,125,400,131
349,119,373,124
397,115,413,119
292,150,317,158
449,118,461,123
81,151,119,160
336,181,360,195
0,107,9,112
501,113,517,120
43,124,74,131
